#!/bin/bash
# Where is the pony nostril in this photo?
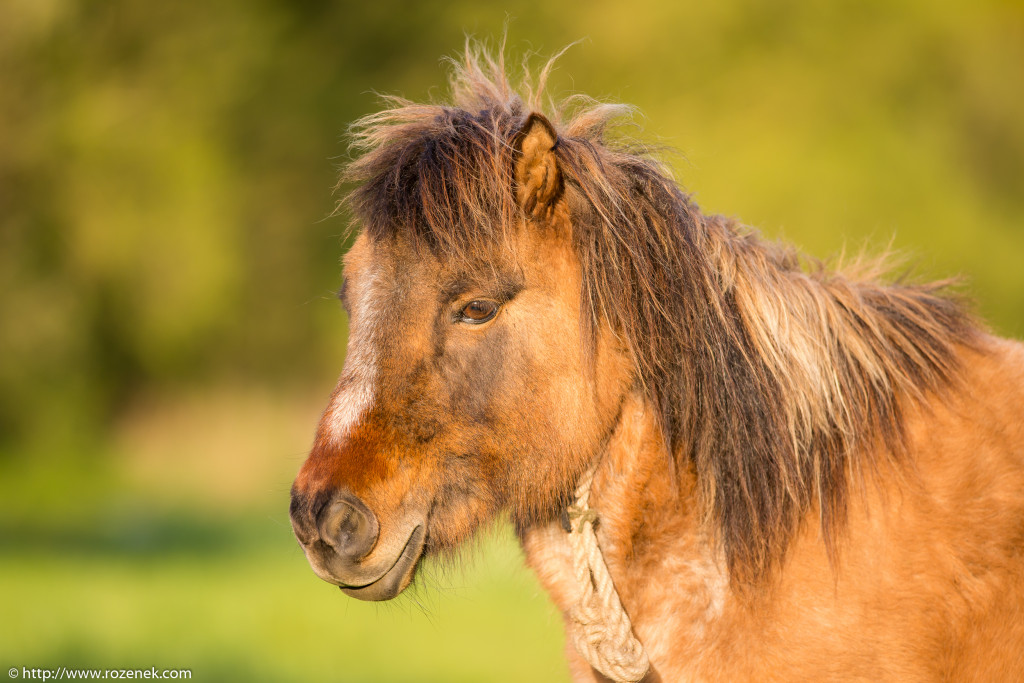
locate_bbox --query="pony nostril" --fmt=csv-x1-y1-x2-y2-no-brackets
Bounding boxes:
289,487,317,545
318,491,379,561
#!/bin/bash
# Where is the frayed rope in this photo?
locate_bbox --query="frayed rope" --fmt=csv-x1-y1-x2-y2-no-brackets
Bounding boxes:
565,464,650,682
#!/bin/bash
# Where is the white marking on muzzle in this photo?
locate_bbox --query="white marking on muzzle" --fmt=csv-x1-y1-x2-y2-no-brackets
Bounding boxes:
327,262,382,441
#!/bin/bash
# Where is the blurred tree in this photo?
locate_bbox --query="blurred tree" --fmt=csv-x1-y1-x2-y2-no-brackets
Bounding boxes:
0,0,1020,460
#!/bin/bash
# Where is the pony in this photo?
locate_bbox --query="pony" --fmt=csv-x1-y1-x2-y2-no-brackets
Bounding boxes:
290,46,1024,682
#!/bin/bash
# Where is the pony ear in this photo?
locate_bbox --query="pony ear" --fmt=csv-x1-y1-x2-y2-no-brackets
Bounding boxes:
514,113,562,219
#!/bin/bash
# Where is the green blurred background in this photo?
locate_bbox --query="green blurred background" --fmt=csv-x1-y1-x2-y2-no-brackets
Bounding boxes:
1,1,1021,681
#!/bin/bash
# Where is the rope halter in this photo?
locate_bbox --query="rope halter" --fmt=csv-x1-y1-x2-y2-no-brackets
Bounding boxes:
563,463,650,682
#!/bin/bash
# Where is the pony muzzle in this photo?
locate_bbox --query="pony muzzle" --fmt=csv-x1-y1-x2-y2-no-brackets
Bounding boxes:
338,523,426,601
290,488,427,601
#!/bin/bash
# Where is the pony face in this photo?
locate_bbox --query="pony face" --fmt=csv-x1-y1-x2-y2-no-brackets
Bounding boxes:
289,118,630,600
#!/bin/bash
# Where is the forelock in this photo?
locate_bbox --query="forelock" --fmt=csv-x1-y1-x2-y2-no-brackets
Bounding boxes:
339,43,650,264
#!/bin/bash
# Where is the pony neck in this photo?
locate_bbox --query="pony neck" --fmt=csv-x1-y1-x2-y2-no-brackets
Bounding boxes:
586,391,719,581
521,392,729,678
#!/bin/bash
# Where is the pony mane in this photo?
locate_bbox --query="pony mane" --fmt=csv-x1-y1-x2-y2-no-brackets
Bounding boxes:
342,43,980,582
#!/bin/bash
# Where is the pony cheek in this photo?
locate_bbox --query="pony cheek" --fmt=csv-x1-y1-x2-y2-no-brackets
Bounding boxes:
423,465,503,553
442,348,513,425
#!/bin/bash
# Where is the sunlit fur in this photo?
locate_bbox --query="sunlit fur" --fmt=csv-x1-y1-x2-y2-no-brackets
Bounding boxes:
293,43,1024,680
344,45,977,581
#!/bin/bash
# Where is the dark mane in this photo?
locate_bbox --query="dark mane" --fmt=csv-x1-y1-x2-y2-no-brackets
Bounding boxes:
342,45,979,582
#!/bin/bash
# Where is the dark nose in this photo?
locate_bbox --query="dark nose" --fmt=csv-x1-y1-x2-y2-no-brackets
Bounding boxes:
314,491,379,561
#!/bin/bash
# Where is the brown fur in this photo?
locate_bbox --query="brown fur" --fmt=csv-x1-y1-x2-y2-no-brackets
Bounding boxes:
291,44,1024,680
342,45,977,580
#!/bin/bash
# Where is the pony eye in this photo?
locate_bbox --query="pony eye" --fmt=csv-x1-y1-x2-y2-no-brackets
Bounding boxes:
459,300,499,324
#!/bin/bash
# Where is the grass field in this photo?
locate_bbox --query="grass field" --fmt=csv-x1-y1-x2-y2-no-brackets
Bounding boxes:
0,390,571,682
0,521,569,682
